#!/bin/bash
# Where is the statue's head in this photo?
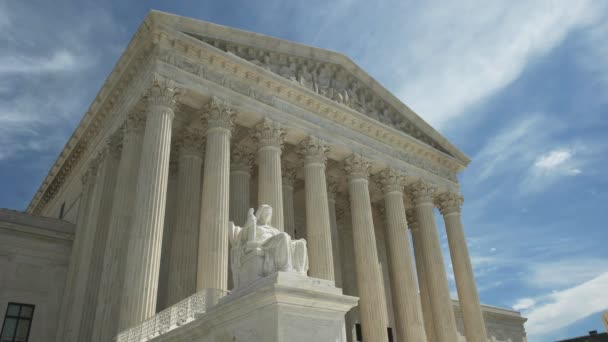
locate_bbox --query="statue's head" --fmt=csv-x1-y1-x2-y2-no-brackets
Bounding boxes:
256,204,273,225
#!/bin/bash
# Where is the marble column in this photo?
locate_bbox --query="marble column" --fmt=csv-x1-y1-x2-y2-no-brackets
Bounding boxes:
407,208,437,342
119,79,180,329
437,192,488,342
73,140,120,342
380,168,427,342
344,154,388,342
336,203,358,342
372,206,394,331
167,128,205,306
300,137,334,281
91,114,144,342
282,164,297,238
55,159,99,342
229,145,253,226
327,181,342,288
408,181,459,342
157,158,178,312
336,204,357,297
197,97,234,292
255,118,285,231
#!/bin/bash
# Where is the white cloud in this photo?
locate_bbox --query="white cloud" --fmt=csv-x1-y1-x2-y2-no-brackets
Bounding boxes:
512,298,535,311
390,1,603,129
0,3,124,161
474,115,546,181
522,146,589,193
525,258,608,289
534,149,573,170
0,50,83,74
522,272,608,337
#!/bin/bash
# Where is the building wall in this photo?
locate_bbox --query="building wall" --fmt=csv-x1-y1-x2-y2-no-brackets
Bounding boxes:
0,209,74,341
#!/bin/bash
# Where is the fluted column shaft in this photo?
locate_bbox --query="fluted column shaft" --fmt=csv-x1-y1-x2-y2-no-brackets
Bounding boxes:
327,183,342,288
230,147,252,226
167,129,204,305
282,164,296,238
55,161,98,342
408,209,437,342
409,182,458,342
255,118,284,230
197,99,234,292
345,155,388,342
228,147,252,290
157,163,178,311
438,192,488,342
301,137,334,280
380,169,427,342
92,115,144,342
70,143,120,342
119,80,179,329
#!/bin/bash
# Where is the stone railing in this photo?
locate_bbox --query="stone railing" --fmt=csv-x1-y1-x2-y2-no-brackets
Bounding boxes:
115,288,229,342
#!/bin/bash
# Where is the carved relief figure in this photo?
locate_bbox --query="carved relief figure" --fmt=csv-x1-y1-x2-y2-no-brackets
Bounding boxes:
297,61,317,92
279,57,297,81
229,205,308,289
316,64,333,96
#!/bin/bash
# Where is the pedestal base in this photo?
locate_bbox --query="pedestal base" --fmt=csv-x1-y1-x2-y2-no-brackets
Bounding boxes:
153,272,359,342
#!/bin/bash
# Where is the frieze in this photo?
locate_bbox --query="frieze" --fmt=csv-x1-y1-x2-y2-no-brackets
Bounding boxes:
157,45,458,182
191,35,448,154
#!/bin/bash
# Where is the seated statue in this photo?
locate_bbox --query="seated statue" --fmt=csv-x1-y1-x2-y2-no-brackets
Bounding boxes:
229,204,308,289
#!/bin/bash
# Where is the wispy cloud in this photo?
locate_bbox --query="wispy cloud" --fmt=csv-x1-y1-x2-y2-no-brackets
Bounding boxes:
521,272,608,338
390,1,603,129
0,50,84,74
525,258,608,289
0,2,125,161
464,113,604,196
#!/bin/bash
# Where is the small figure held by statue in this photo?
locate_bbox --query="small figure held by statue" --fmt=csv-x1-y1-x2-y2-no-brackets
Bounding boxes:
229,204,308,289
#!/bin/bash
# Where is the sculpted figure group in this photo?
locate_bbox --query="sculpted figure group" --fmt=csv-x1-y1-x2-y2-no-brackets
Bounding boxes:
229,205,308,289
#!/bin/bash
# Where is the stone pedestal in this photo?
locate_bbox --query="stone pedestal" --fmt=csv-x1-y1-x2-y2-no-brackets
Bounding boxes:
152,272,358,342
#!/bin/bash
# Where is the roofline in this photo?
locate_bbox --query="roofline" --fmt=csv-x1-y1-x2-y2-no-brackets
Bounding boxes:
147,10,471,165
27,10,471,214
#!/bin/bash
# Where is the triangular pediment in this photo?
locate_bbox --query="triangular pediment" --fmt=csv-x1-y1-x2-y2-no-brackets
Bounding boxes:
148,11,470,165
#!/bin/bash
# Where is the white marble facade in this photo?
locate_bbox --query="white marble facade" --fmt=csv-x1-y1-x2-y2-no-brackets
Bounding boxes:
14,10,528,342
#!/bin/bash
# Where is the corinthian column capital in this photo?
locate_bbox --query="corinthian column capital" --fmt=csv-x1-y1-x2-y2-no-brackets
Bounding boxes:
282,163,297,187
107,132,123,159
405,208,419,232
81,158,100,187
406,180,436,205
327,180,339,201
344,154,371,181
178,128,205,157
379,167,405,194
436,192,464,216
145,77,182,110
231,145,254,173
124,112,145,136
203,97,236,131
254,118,285,149
298,136,330,165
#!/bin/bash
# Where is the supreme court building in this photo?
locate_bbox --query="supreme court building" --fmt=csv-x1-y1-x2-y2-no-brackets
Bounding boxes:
0,11,527,342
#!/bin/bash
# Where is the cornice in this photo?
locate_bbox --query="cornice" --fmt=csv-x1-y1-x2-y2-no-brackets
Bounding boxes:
153,27,463,181
27,12,467,216
147,10,471,165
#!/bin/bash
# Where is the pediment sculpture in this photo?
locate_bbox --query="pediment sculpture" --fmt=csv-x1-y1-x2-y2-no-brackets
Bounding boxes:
229,204,309,289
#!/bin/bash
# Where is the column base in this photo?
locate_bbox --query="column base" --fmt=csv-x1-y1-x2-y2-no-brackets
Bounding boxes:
152,272,358,342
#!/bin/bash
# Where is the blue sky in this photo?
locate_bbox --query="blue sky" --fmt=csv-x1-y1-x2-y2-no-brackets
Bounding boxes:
1,1,607,340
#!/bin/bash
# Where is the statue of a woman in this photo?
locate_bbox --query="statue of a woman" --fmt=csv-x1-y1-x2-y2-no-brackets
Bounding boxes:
229,205,308,288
